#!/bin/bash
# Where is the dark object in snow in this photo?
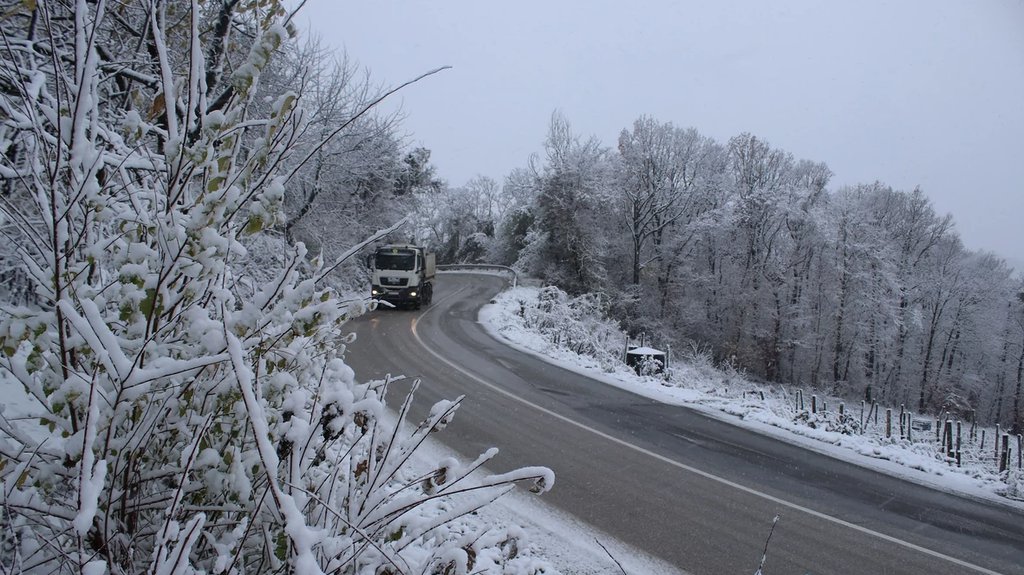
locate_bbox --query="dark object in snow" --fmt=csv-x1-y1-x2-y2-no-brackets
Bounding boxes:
626,345,666,375
911,419,932,432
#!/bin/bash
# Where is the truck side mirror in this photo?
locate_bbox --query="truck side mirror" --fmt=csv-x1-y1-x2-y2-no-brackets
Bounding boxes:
365,254,374,269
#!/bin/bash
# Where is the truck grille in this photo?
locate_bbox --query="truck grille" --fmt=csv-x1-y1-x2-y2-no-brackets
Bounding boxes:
380,277,408,287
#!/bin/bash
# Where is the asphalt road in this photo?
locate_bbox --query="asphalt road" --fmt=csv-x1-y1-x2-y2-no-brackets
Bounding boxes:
344,273,1024,575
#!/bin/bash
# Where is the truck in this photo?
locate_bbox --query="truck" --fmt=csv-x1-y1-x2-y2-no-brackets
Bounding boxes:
369,244,435,309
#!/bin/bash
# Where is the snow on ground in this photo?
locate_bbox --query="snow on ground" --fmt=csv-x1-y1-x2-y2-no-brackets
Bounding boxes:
479,285,1024,511
410,437,690,575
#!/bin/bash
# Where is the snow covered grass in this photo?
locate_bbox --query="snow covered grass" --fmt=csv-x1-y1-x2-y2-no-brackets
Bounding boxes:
481,285,1024,510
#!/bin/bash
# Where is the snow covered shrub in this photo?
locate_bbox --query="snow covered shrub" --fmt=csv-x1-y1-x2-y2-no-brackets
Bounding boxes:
635,355,664,377
0,2,551,574
998,469,1024,501
523,287,623,369
792,410,862,435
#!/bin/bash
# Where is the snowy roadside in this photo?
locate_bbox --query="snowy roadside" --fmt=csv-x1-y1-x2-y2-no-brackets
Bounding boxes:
409,435,690,575
479,285,1024,511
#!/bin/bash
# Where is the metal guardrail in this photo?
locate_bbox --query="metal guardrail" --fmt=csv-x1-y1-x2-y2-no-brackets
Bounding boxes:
436,263,518,288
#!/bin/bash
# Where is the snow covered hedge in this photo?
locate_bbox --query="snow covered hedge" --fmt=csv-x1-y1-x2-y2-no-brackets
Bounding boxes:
0,2,551,574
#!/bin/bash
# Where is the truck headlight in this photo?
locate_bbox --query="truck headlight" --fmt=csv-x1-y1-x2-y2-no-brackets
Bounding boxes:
409,291,417,297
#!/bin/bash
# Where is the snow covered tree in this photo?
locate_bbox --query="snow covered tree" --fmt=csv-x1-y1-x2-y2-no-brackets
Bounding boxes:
529,112,611,294
0,2,551,574
618,117,705,285
411,176,508,263
274,36,402,248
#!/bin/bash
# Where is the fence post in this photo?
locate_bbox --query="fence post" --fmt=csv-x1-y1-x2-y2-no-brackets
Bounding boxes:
860,400,865,430
996,424,1001,467
1000,435,1010,473
885,408,892,439
811,395,817,414
839,403,845,416
907,414,912,442
873,402,879,425
899,405,906,439
956,421,962,467
944,420,954,460
1019,435,1023,470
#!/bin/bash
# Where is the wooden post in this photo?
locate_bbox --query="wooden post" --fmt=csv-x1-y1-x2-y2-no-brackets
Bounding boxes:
956,421,962,467
811,395,817,414
1000,435,1010,473
944,420,954,460
907,414,912,442
981,430,987,457
996,424,1001,467
899,405,906,439
860,400,865,430
885,408,892,439
1018,435,1022,470
839,403,845,416
873,402,879,425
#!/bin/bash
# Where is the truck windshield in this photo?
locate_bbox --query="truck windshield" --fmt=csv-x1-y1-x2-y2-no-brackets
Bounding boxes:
375,251,416,271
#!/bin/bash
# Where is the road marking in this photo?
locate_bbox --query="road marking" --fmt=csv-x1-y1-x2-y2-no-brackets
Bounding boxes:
410,300,1005,575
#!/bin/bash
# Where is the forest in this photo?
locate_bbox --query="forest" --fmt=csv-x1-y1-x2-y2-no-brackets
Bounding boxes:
413,113,1024,434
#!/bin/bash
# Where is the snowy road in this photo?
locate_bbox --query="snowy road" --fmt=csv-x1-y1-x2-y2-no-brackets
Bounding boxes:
345,273,1024,575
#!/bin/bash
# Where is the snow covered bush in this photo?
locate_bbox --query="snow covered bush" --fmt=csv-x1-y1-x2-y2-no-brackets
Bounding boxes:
998,469,1024,501
519,286,624,369
791,410,862,435
0,2,551,574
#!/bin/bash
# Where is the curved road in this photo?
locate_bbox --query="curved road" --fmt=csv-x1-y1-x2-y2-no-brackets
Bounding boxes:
345,273,1024,575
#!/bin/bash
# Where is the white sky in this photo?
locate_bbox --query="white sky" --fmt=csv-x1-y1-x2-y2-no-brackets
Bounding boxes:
294,1,1024,260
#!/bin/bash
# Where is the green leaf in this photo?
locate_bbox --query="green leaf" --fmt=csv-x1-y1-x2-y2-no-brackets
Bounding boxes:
244,215,264,235
140,288,157,317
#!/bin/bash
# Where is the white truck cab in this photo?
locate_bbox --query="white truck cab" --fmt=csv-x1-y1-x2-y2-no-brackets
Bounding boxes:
369,244,435,309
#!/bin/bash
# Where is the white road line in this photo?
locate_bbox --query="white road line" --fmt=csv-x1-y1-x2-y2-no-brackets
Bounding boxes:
410,299,1005,575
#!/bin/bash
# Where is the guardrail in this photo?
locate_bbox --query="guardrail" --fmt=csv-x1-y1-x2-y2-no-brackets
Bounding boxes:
436,264,518,288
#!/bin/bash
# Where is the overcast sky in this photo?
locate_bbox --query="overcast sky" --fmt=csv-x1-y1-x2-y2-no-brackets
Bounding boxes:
295,1,1024,261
